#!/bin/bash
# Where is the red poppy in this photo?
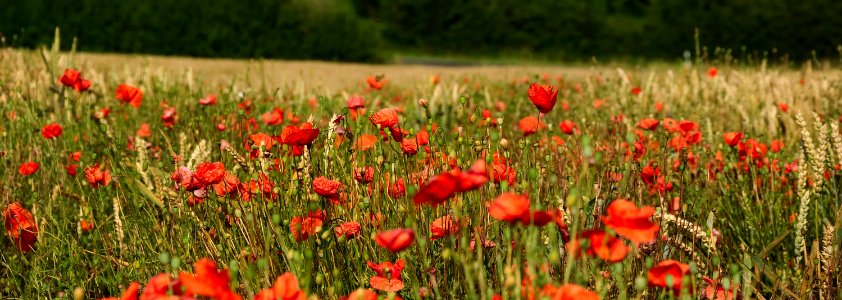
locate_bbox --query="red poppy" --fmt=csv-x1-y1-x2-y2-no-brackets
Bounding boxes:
213,173,240,196
262,107,284,125
637,118,660,130
518,116,546,136
136,123,152,138
313,176,341,199
375,228,415,252
488,193,530,223
18,162,39,176
355,134,377,151
702,277,739,300
777,103,789,113
179,258,241,300
4,203,38,252
254,272,306,300
59,68,92,92
631,87,642,95
80,219,95,233
101,281,140,300
84,164,112,189
545,284,600,300
347,95,365,109
722,132,743,147
250,133,274,151
567,229,629,263
161,107,177,128
455,159,489,192
413,173,459,206
141,273,187,300
707,67,718,78
559,120,576,135
66,164,78,176
115,84,143,108
41,123,63,139
334,221,361,239
290,210,325,242
279,123,319,147
400,137,418,155
601,199,658,244
388,178,406,198
430,215,460,240
198,94,217,106
194,162,226,186
369,108,399,129
344,289,379,300
354,167,375,184
647,259,691,294
770,140,784,153
366,76,384,90
70,151,82,162
367,259,405,292
527,83,558,114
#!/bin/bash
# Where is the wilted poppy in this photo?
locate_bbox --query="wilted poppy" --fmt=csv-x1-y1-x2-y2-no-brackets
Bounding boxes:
179,258,241,300
375,228,415,252
601,199,659,244
4,203,38,252
41,123,63,139
115,84,143,108
527,83,558,114
354,167,375,184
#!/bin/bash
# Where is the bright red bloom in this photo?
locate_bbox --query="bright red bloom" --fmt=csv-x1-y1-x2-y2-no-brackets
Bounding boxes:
179,258,241,300
4,203,38,252
648,260,691,294
637,118,660,130
347,95,365,109
334,221,361,239
140,273,187,300
527,83,558,114
430,215,460,240
488,193,530,223
400,137,418,155
18,162,39,176
262,107,284,125
101,281,140,300
354,167,375,184
567,229,629,263
41,123,63,139
290,210,325,242
115,84,143,108
198,94,217,106
770,140,784,153
66,164,78,176
631,87,642,95
559,120,576,135
388,178,406,198
279,123,319,147
313,176,341,199
80,219,95,233
355,134,377,150
70,151,82,162
369,108,399,129
254,272,306,300
375,228,415,252
702,277,739,300
546,284,600,300
84,164,112,189
344,289,379,300
601,199,659,244
518,116,546,136
367,259,405,292
722,132,743,147
778,102,789,113
161,107,177,128
413,173,459,206
455,159,489,192
136,123,152,138
194,162,226,186
213,173,240,196
250,133,275,151
366,76,384,90
59,68,92,92
707,67,718,78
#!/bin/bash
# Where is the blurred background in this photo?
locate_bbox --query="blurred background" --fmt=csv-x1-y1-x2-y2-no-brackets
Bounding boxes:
2,0,842,64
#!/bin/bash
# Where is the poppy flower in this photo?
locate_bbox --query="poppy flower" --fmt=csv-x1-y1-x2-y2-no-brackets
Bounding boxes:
388,179,406,198
722,132,743,147
631,87,642,95
527,83,558,114
136,123,152,138
559,120,576,135
702,277,739,300
546,284,600,300
4,203,38,252
141,273,187,299
262,108,284,125
354,167,375,184
18,162,39,176
290,210,325,242
194,162,226,186
707,67,718,78
637,118,659,130
70,151,82,162
647,259,691,294
80,219,95,233
778,103,789,113
66,164,78,176
334,221,361,239
455,159,489,192
41,123,63,139
374,228,415,252
250,133,274,151
413,173,459,206
400,137,418,155
161,107,177,128
213,173,240,196
279,123,319,147
59,68,92,92
488,193,530,223
254,272,306,300
770,140,784,153
601,199,658,244
567,229,629,263
344,289,379,300
367,259,405,292
518,116,546,136
313,176,341,199
198,94,217,106
115,84,143,108
347,95,365,110
354,134,377,151
179,258,241,300
430,215,459,240
366,76,384,90
369,108,399,129
101,282,140,300
84,164,112,189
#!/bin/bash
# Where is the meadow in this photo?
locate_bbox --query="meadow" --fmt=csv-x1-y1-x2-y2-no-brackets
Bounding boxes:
1,43,841,300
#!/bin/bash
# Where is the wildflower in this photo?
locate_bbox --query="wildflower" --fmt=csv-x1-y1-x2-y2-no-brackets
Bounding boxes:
375,228,415,252
518,116,546,136
313,176,341,199
367,259,405,292
559,120,576,135
179,258,241,300
366,76,384,90
567,229,629,263
369,108,399,129
101,282,140,300
388,178,406,198
136,123,152,138
80,219,95,233
545,284,600,300
84,164,112,188
602,199,658,244
707,67,718,78
354,134,377,151
59,68,92,92
631,87,642,95
4,203,38,252
161,107,177,128
647,260,691,295
115,84,143,108
254,272,306,300
488,193,530,223
334,221,361,239
527,83,558,114
18,162,39,176
354,167,375,184
41,123,63,139
290,210,325,242
722,132,743,147
194,162,226,186
430,215,459,240
198,94,217,106
262,107,284,125
637,118,659,130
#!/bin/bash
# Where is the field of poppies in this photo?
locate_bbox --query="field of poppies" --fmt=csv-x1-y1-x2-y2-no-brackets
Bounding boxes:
1,45,841,300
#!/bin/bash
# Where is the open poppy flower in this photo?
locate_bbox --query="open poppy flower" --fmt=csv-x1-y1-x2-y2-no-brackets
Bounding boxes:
213,173,240,196
85,164,112,189
334,221,361,239
279,123,319,146
374,228,415,252
369,108,399,129
559,120,576,135
101,282,140,300
413,173,459,206
255,272,306,300
355,134,377,151
41,123,63,139
543,284,600,300
567,229,629,263
344,289,380,300
722,132,743,147
487,193,530,223
194,162,226,186
290,210,325,242
161,107,177,128
198,94,216,106
140,273,187,300
115,84,143,108
647,259,691,295
366,76,384,90
59,68,92,92
527,83,558,114
637,118,659,130
455,159,489,192
313,176,341,200
400,136,418,155
388,178,406,198
262,107,284,125
367,259,405,292
601,199,658,244
4,203,38,252
518,116,546,136
354,167,375,184
702,276,739,300
136,123,152,138
18,162,39,176
430,215,460,240
179,258,241,300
